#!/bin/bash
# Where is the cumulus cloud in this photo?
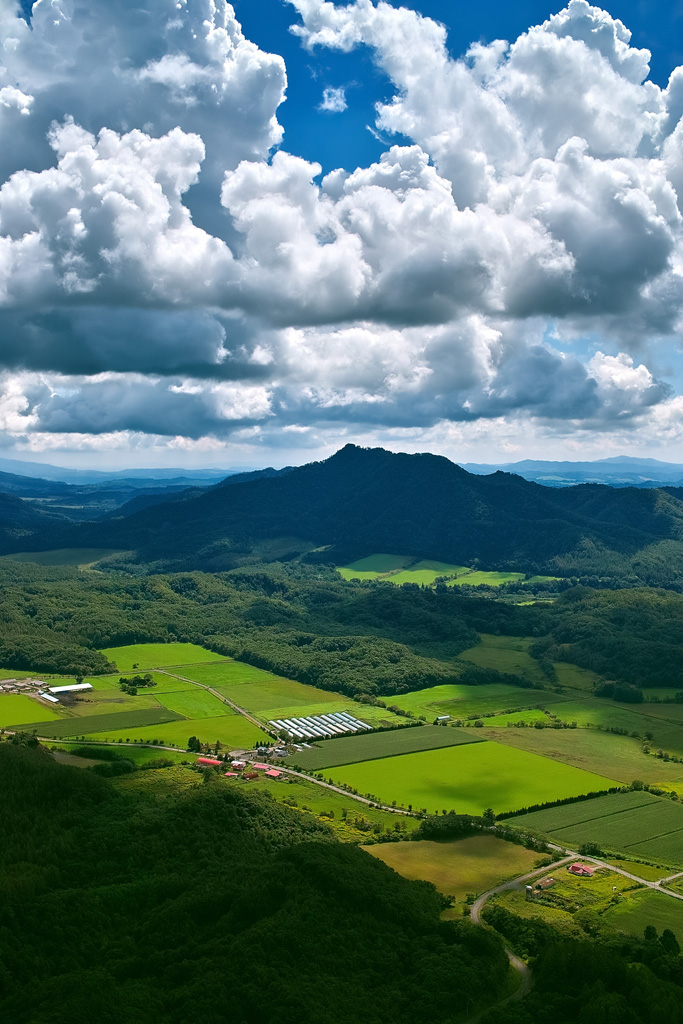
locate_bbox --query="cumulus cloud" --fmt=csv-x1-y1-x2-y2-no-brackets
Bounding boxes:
1,0,683,454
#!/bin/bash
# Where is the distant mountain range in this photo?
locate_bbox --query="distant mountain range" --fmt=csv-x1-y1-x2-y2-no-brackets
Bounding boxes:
3,444,681,584
0,456,239,486
460,456,683,487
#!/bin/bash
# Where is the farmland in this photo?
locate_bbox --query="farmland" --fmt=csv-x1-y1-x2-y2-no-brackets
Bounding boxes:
456,633,549,685
364,835,543,903
603,889,683,937
337,553,550,588
331,741,618,816
85,714,269,749
22,707,186,738
383,681,560,720
0,693,61,726
508,791,683,867
291,724,482,770
153,689,234,720
448,571,525,587
100,642,224,672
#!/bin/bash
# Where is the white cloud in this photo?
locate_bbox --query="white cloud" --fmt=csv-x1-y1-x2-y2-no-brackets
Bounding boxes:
319,86,348,112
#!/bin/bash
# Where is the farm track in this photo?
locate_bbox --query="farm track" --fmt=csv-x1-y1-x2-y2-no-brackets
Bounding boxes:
156,668,267,730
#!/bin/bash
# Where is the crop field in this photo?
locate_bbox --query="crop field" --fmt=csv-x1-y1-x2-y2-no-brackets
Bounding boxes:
480,726,683,786
448,571,525,587
178,660,296,688
603,889,683,937
84,714,269,750
456,634,549,685
155,689,234,719
470,709,549,727
291,725,482,770
337,553,413,580
553,662,603,691
364,835,543,902
0,547,123,566
67,691,162,716
543,699,683,755
388,561,470,585
24,707,186,738
331,741,618,816
0,693,62,727
100,643,224,672
508,791,683,866
386,682,562,720
48,741,194,766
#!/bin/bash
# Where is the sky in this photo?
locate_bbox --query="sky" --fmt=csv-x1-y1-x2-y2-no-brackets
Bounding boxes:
3,1,683,469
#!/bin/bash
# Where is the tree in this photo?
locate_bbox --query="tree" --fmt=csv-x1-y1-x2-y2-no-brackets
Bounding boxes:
187,736,201,752
661,929,681,955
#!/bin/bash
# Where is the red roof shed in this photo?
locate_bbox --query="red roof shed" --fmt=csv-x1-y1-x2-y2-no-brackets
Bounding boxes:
197,757,222,766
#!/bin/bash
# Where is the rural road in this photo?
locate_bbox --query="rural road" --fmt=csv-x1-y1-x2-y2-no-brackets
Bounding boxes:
156,668,266,730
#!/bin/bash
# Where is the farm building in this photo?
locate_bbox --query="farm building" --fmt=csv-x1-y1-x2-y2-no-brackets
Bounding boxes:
38,691,60,704
568,863,596,877
244,772,258,780
231,760,247,770
224,771,239,778
48,683,93,695
269,711,372,740
197,757,222,767
537,877,555,890
265,769,281,778
252,762,270,771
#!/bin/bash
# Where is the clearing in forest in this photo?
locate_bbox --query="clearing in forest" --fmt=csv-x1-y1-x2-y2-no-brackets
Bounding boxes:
100,643,225,672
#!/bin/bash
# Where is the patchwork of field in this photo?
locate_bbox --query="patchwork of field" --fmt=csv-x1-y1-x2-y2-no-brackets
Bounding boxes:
291,725,482,770
480,726,683,786
603,889,683,937
22,707,186,738
456,634,549,685
384,682,561,720
508,791,683,867
85,671,196,693
471,709,549,727
49,742,194,766
447,571,525,587
152,689,233,719
545,699,683,756
331,741,618,816
364,835,543,902
85,715,268,749
336,553,542,588
100,642,224,672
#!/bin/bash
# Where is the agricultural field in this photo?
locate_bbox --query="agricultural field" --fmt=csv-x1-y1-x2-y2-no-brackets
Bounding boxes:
553,662,604,691
480,726,683,786
47,742,195,766
66,690,162,716
387,561,471,585
331,741,618,816
100,642,224,672
467,709,549,727
364,835,543,903
603,889,683,937
84,714,269,750
0,547,123,567
182,660,405,727
0,693,62,727
154,689,233,720
544,698,683,756
384,681,562,720
448,571,525,587
456,634,549,686
291,725,482,771
24,707,186,739
508,791,683,868
337,553,413,580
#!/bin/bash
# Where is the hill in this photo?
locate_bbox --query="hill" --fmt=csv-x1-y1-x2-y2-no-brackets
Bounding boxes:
461,456,683,487
5,445,683,581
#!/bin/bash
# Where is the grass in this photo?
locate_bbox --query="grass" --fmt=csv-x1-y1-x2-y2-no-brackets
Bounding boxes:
364,835,544,902
291,725,482,770
609,860,668,881
553,662,604,691
0,693,62,727
47,741,195,765
480,726,683,786
66,691,162,716
448,571,525,587
543,698,683,756
507,791,683,868
84,714,269,750
23,707,186,738
330,741,619,816
469,710,549,727
0,548,123,567
100,643,225,672
603,889,683,938
385,682,560,720
156,689,234,719
388,561,471,586
456,634,549,685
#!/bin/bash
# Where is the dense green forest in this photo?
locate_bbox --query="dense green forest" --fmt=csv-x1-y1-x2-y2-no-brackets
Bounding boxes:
7,445,683,585
0,742,509,1024
1,560,683,690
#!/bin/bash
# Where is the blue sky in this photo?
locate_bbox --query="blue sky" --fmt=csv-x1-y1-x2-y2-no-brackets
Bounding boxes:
3,0,683,469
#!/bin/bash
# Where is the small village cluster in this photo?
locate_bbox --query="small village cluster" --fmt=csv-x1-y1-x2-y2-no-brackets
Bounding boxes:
196,756,282,781
0,678,93,704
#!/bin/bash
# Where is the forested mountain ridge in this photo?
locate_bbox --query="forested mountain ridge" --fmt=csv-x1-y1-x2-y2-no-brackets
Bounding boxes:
4,445,683,580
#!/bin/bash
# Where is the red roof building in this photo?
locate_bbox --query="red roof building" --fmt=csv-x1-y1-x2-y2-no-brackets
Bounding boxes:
568,863,596,876
224,771,239,777
197,757,222,767
252,763,270,770
265,769,281,778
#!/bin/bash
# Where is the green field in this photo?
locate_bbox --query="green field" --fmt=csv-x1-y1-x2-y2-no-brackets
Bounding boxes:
481,726,683,786
156,689,234,719
364,835,543,902
384,682,558,720
331,741,618,816
508,791,683,867
603,889,683,938
100,643,225,672
448,571,525,587
48,742,195,766
0,693,62,727
0,547,123,567
388,561,471,585
291,725,482,770
553,662,604,691
67,690,162,716
471,709,549,727
542,698,683,756
23,707,186,738
337,553,413,580
456,634,549,685
84,714,269,750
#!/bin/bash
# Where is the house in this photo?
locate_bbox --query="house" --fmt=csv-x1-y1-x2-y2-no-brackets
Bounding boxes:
224,771,239,778
568,863,596,877
252,762,270,771
265,769,281,778
244,771,258,780
231,760,247,770
197,757,222,767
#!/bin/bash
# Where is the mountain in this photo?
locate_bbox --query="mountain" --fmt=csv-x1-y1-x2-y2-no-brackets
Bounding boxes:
10,444,683,582
460,456,683,487
0,456,238,485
